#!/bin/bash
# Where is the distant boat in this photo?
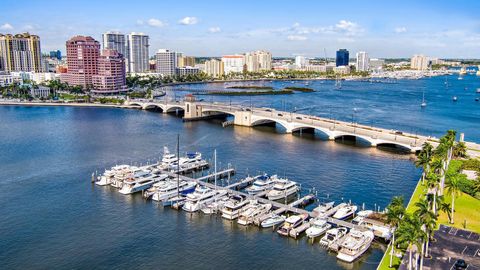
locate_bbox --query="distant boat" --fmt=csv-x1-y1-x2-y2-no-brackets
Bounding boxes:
476,88,480,93
421,91,427,108
475,98,479,102
453,96,458,102
335,76,342,90
458,77,463,80
459,67,467,75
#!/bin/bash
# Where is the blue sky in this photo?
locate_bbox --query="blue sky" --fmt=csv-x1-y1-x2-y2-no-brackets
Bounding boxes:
1,0,480,58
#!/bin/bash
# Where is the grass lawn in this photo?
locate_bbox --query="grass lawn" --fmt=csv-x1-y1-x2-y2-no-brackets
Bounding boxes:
377,244,402,270
406,178,428,214
437,191,480,233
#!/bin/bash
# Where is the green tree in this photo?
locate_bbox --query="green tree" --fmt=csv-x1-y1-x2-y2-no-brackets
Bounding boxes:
445,175,461,223
386,196,405,268
452,142,467,159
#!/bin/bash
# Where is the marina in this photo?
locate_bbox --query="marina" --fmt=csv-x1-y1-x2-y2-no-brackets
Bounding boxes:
93,151,395,263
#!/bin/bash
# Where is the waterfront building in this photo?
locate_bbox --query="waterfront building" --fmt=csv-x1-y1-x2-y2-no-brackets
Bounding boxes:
204,59,224,78
336,49,349,67
92,49,126,93
355,51,369,72
183,56,196,67
155,49,178,76
176,66,199,76
245,50,272,72
126,33,149,73
334,65,350,74
0,33,42,72
222,55,245,74
305,64,331,72
295,55,308,69
29,85,50,98
102,31,126,57
410,54,430,70
369,58,385,71
49,50,62,60
61,36,100,88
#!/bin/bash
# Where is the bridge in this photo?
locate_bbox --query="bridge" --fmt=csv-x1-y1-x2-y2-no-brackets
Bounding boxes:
126,97,480,154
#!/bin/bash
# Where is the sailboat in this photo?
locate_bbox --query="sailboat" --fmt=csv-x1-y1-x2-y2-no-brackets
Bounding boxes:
165,134,187,208
421,91,427,108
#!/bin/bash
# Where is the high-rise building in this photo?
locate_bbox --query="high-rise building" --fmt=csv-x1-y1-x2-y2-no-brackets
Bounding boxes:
355,51,369,72
336,49,349,67
245,50,272,72
155,49,178,76
0,33,42,72
221,55,245,74
295,55,308,68
102,31,126,58
204,59,224,78
92,49,126,93
183,56,195,67
410,54,430,70
49,50,62,60
126,32,149,73
61,36,100,88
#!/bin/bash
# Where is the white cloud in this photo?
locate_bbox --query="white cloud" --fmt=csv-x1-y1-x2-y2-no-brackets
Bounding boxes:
148,18,166,27
179,17,198,25
287,35,307,41
394,27,407,33
208,27,221,33
334,20,363,36
0,23,13,30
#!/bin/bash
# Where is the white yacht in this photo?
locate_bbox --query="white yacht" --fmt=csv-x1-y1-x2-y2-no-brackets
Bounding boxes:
150,180,197,201
266,178,299,201
96,164,130,186
260,213,286,228
244,174,275,195
237,202,272,226
111,167,145,189
337,229,374,263
312,201,335,218
352,210,374,225
277,214,308,236
306,219,332,239
182,186,226,212
119,173,167,195
357,212,392,240
159,147,178,168
201,195,229,214
221,195,250,220
333,204,358,220
319,227,348,248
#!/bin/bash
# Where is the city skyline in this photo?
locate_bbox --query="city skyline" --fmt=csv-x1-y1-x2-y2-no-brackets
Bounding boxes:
1,0,480,58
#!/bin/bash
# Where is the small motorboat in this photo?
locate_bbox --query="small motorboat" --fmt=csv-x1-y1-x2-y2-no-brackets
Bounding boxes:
312,201,335,218
320,227,349,248
453,96,458,102
261,213,286,228
306,219,332,239
277,214,309,236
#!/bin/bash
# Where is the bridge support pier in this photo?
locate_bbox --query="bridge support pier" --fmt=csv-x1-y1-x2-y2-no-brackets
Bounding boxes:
328,135,335,140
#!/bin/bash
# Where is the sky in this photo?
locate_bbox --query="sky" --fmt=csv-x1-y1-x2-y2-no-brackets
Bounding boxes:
1,0,480,58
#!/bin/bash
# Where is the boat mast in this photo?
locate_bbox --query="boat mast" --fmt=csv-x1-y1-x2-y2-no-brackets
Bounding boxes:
177,134,180,198
214,149,217,201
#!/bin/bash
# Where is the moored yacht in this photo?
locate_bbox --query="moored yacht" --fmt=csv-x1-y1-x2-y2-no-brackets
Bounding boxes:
277,214,308,236
244,174,275,195
319,227,348,248
201,195,229,214
352,210,373,225
266,178,300,201
182,186,226,212
312,201,335,218
119,173,167,195
111,167,145,188
150,180,197,201
221,195,249,220
237,202,272,226
333,204,358,220
96,164,130,186
260,213,286,228
306,219,332,239
336,229,374,263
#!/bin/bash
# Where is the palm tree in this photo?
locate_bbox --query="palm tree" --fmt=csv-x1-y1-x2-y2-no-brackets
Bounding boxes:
445,176,461,224
386,196,405,268
452,142,467,159
437,196,452,223
397,214,425,270
414,198,437,260
415,146,432,183
425,172,440,214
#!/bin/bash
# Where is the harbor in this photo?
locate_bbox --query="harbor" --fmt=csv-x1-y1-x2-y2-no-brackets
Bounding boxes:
93,147,395,264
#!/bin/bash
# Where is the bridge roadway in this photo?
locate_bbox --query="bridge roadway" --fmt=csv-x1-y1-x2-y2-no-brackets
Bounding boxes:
162,169,360,230
127,99,480,154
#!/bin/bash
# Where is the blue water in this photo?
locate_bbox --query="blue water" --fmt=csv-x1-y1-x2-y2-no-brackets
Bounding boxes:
1,74,478,269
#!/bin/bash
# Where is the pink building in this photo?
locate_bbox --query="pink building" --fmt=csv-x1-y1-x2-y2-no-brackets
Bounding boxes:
92,49,126,93
61,36,100,89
